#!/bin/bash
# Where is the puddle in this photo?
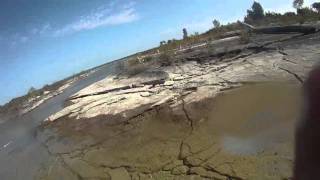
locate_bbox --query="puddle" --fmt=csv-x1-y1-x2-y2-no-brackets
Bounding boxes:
207,83,302,155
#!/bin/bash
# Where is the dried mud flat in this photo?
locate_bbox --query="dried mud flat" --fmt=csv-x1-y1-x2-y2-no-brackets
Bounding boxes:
34,32,320,180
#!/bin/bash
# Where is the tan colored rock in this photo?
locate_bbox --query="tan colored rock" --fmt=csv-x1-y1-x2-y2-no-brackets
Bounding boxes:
129,172,140,180
171,165,189,175
63,157,107,179
173,76,185,81
173,175,204,180
140,91,152,97
46,160,78,180
164,80,175,86
179,143,192,159
107,167,130,180
162,160,184,171
189,167,224,179
184,156,203,167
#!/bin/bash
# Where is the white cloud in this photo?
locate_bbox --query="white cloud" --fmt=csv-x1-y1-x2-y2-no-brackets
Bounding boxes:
6,2,139,47
31,23,52,35
31,28,38,35
20,36,29,43
53,4,139,37
39,23,52,34
8,34,29,48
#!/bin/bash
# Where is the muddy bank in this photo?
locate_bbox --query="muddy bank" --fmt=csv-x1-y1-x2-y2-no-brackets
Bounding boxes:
37,82,301,179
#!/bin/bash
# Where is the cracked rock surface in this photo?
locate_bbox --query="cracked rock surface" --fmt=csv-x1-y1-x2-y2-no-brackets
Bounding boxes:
35,32,319,179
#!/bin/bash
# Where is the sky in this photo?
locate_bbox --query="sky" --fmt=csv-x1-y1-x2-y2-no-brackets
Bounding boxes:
0,0,316,105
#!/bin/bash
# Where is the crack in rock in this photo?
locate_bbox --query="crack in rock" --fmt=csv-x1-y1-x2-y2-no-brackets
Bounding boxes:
282,57,298,65
36,138,85,180
203,165,243,180
181,98,194,133
278,67,303,83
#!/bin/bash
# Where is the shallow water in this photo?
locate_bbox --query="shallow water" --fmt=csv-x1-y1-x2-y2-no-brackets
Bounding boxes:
26,82,301,179
0,77,302,179
209,83,302,155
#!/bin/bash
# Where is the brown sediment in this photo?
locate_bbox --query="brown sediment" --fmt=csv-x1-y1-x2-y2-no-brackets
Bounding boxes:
36,82,301,180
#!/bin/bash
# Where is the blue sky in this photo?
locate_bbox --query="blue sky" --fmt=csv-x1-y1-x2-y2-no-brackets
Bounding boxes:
0,0,316,105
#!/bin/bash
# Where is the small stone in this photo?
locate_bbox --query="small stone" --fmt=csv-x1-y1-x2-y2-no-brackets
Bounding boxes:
184,156,203,166
171,165,189,175
164,81,175,86
173,76,185,81
140,92,151,97
137,173,152,180
162,160,183,171
189,167,208,176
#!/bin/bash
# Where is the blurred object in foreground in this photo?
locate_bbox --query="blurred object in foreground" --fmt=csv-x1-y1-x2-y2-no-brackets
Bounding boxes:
294,65,320,179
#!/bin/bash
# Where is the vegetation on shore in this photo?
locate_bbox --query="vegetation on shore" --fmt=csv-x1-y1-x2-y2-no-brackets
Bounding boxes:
125,0,320,75
1,0,319,111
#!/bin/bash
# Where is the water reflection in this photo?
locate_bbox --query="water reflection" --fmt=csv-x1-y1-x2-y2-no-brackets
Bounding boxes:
207,83,302,155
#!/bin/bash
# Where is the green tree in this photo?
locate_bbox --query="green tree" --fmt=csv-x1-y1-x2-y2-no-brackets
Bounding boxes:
183,28,188,39
293,0,304,9
297,7,315,16
160,41,166,46
212,19,221,28
245,1,265,23
284,12,296,16
312,2,320,13
28,87,37,96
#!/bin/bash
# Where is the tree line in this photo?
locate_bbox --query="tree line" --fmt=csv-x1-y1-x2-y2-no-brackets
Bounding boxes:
160,0,320,48
244,0,320,24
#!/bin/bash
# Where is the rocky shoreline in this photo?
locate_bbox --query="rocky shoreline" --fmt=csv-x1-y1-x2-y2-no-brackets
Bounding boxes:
32,31,320,179
0,69,97,123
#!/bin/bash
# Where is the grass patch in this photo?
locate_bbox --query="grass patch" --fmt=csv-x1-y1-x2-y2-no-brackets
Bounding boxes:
239,31,250,44
125,57,149,76
158,52,174,66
